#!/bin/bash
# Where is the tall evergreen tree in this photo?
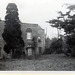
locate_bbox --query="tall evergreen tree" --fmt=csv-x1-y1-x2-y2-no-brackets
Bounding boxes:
2,3,24,57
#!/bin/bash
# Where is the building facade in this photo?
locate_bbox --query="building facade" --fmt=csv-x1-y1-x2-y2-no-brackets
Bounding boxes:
0,21,45,57
21,23,45,56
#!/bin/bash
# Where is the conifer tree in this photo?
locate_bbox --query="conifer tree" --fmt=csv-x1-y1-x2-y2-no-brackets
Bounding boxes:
2,3,24,57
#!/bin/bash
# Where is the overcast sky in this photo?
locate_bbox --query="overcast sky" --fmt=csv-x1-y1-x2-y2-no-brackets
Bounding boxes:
0,0,75,39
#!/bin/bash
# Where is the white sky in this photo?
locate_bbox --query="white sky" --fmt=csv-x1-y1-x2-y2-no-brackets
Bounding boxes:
0,0,75,39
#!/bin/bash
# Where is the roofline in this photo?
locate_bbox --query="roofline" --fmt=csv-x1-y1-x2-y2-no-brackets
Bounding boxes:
21,22,44,30
21,22,38,25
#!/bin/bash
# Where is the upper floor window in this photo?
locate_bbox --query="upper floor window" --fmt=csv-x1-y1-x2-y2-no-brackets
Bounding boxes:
26,28,32,39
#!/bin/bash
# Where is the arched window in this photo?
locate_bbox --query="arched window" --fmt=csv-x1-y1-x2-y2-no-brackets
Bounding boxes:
26,28,32,39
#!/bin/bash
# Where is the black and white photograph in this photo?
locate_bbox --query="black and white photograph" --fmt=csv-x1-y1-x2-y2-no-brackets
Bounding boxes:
0,0,75,71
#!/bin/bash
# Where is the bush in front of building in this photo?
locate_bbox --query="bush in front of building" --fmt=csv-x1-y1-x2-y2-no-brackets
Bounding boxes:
50,38,63,54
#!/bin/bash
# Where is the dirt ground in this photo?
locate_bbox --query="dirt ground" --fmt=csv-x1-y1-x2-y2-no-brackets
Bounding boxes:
0,54,75,71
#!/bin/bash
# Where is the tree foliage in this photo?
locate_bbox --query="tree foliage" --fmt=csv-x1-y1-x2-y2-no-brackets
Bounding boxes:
47,4,75,56
2,3,25,57
48,4,75,36
50,38,63,53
